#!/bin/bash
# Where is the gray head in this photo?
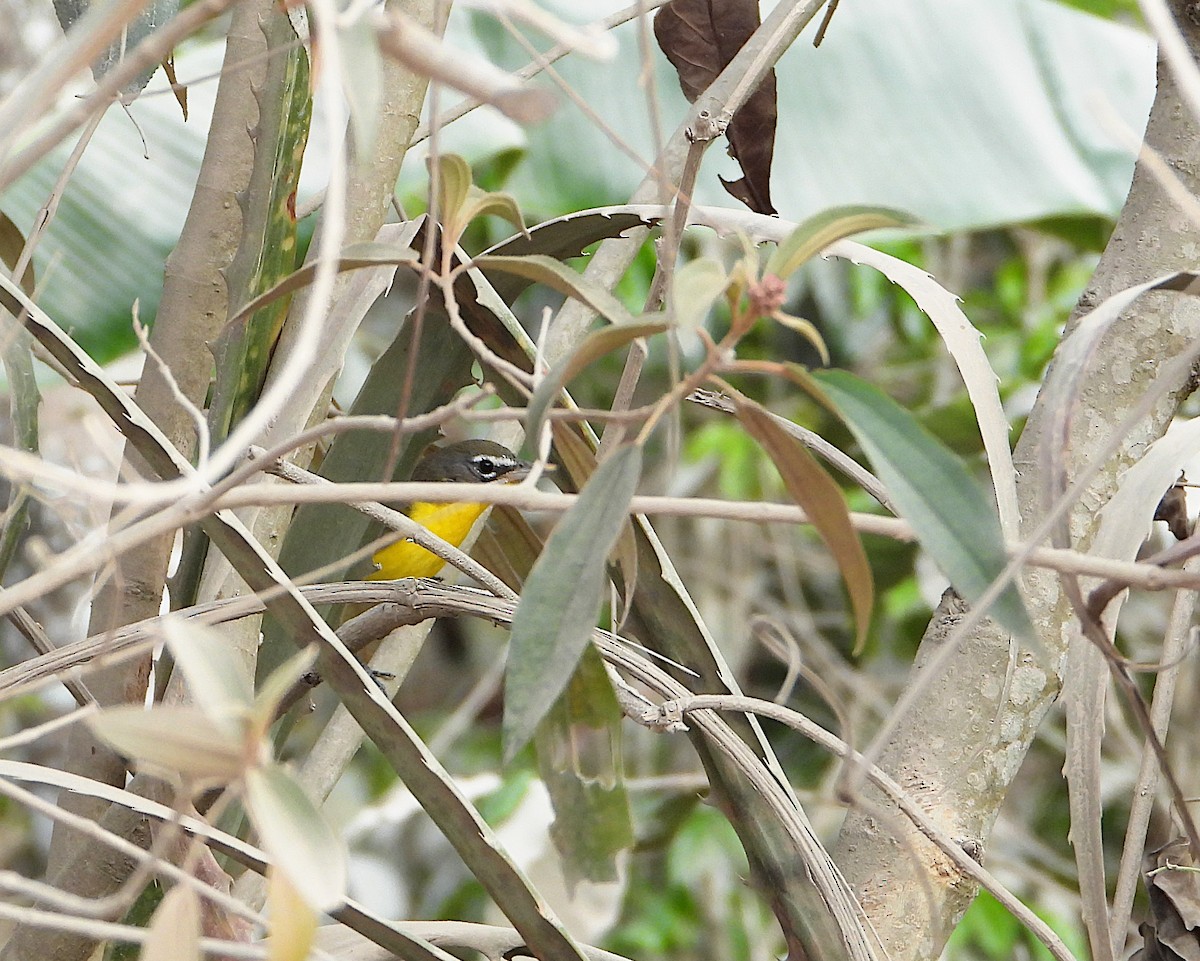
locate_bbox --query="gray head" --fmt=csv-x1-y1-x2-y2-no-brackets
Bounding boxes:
411,440,533,484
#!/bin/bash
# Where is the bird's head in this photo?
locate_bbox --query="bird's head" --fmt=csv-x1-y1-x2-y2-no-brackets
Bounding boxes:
411,440,534,484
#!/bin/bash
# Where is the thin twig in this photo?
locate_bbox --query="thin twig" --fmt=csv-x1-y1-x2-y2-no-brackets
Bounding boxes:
6,608,95,707
0,779,266,943
1109,559,1200,954
1062,576,1200,858
688,388,895,512
198,481,1200,585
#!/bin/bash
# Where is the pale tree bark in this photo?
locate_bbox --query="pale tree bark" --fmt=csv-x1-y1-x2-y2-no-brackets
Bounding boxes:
6,4,266,959
832,8,1200,960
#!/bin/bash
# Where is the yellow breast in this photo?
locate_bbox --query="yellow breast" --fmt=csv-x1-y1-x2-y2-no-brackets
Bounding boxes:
368,501,489,580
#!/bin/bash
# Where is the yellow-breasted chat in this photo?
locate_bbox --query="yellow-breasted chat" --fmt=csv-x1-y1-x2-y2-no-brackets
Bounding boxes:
368,439,533,581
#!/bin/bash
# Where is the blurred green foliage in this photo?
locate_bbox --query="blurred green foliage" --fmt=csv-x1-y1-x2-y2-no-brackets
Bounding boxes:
948,890,1090,961
607,805,772,961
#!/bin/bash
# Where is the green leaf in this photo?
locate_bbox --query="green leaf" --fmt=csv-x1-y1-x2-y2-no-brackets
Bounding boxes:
504,444,642,760
764,205,914,280
734,398,874,653
460,185,528,239
87,706,245,782
245,764,347,912
525,320,668,446
475,253,640,326
811,369,1033,638
435,153,474,238
671,258,728,329
536,646,633,885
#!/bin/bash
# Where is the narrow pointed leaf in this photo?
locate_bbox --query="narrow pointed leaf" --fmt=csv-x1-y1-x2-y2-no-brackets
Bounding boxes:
812,368,1033,638
142,885,201,961
245,764,347,912
504,444,643,760
88,706,245,782
435,153,473,236
526,321,668,445
764,205,914,280
475,254,640,327
734,398,874,652
461,185,528,238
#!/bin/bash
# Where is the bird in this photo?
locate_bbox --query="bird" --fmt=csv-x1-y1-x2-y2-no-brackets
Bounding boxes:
368,439,533,581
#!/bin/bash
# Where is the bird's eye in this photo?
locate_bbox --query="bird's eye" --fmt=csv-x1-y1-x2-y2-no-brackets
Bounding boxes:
471,456,500,480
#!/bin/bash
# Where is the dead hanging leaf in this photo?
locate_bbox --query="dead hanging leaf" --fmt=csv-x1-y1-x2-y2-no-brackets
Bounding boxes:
1154,473,1191,541
1132,838,1200,961
654,0,778,215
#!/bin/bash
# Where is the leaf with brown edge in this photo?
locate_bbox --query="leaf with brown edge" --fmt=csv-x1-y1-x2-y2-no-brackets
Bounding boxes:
474,254,639,327
654,0,777,214
734,397,874,653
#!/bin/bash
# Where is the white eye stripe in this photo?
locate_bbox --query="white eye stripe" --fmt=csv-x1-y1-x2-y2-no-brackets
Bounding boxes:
471,455,519,472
